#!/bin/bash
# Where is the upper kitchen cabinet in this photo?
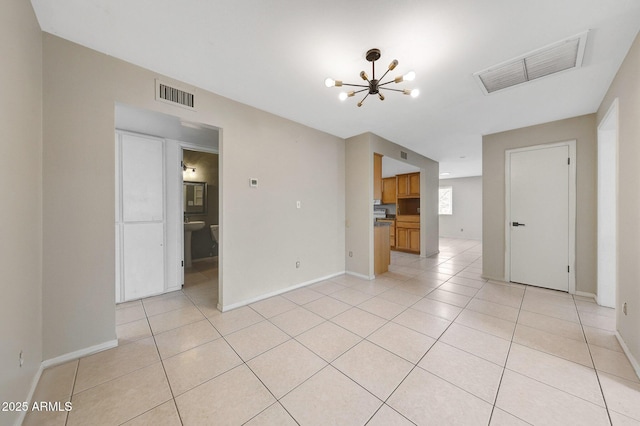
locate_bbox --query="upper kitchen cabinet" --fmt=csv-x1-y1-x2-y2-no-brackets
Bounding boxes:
374,153,383,201
382,177,396,204
397,172,420,198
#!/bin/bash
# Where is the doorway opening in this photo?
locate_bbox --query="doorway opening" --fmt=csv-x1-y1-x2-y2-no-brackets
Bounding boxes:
114,103,221,306
597,99,618,308
181,148,220,307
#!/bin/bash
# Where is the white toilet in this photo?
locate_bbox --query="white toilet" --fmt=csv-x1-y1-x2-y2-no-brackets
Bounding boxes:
209,225,219,245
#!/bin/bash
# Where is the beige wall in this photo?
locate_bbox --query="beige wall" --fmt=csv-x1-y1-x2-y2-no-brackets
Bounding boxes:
597,32,640,366
345,134,371,276
42,34,345,359
439,176,483,240
0,0,43,422
482,114,597,294
345,133,439,278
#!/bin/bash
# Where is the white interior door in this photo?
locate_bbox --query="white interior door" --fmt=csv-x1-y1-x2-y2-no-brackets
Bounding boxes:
120,133,165,300
508,144,571,291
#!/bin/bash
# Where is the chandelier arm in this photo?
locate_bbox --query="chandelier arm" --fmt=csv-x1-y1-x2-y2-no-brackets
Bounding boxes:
340,83,370,88
377,68,392,82
351,88,369,94
358,92,370,105
379,87,408,93
378,80,398,87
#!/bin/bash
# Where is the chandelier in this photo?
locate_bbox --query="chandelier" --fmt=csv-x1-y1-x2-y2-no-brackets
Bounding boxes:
325,48,419,107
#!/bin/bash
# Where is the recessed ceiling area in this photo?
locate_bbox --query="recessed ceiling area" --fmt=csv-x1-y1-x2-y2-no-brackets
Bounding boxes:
115,103,219,150
382,156,420,178
31,0,640,178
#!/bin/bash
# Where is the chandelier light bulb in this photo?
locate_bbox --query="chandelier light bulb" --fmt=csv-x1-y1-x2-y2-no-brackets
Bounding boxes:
388,59,398,70
403,71,416,81
324,77,336,87
411,89,420,98
360,71,369,81
339,92,348,101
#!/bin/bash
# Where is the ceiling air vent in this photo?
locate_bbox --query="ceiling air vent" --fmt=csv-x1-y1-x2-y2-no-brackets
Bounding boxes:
155,79,196,110
474,31,589,95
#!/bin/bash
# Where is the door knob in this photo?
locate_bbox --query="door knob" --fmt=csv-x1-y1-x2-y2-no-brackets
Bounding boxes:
512,222,526,227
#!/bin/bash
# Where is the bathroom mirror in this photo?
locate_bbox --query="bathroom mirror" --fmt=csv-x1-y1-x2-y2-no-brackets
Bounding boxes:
184,181,207,215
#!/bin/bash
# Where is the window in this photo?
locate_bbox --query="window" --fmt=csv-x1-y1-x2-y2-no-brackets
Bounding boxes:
439,186,452,215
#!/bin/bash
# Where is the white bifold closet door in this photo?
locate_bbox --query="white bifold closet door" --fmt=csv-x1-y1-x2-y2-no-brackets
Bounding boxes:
119,133,165,301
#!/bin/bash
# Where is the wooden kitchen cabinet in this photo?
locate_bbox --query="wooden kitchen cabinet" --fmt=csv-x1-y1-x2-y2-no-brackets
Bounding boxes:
408,228,420,251
376,218,395,249
374,153,382,201
396,227,420,253
374,224,391,275
382,177,396,204
397,172,420,198
395,215,420,253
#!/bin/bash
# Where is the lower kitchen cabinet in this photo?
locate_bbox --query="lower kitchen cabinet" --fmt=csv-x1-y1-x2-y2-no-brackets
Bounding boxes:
395,215,420,253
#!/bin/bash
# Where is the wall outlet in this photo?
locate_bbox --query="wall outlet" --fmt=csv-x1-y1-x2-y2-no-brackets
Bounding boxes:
19,350,23,367
296,261,300,269
296,201,301,209
623,302,628,315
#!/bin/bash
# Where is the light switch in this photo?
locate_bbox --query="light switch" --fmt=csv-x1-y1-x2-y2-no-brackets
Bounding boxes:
250,178,258,188
296,201,301,209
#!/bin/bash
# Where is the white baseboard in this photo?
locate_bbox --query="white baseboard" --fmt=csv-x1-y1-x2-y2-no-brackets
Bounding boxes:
41,339,118,370
218,271,345,312
575,291,596,301
165,284,182,293
14,339,118,426
481,274,504,282
346,271,373,280
616,331,640,381
14,364,45,426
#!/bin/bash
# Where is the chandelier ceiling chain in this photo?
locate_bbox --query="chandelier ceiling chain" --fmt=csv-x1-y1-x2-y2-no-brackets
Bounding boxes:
325,48,419,107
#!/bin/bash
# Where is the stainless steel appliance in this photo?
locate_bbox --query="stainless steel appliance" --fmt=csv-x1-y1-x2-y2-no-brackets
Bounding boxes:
373,208,387,219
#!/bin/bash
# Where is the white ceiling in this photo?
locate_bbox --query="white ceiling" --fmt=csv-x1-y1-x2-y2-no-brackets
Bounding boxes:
31,0,640,178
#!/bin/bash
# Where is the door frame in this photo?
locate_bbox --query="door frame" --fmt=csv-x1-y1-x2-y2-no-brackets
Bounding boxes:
177,142,220,296
504,140,577,293
596,98,619,307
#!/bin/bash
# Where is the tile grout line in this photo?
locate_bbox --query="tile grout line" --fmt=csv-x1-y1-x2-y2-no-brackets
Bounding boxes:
572,294,614,426
371,276,474,423
486,282,527,426
142,301,185,425
63,358,80,426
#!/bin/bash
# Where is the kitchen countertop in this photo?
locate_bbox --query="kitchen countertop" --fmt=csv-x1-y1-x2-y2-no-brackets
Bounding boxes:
374,221,391,227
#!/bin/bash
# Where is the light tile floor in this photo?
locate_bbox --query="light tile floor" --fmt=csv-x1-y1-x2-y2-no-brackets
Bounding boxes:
24,240,640,425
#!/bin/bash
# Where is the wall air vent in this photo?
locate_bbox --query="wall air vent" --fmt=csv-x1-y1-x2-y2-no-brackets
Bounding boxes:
400,151,408,160
155,79,196,110
473,31,589,95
